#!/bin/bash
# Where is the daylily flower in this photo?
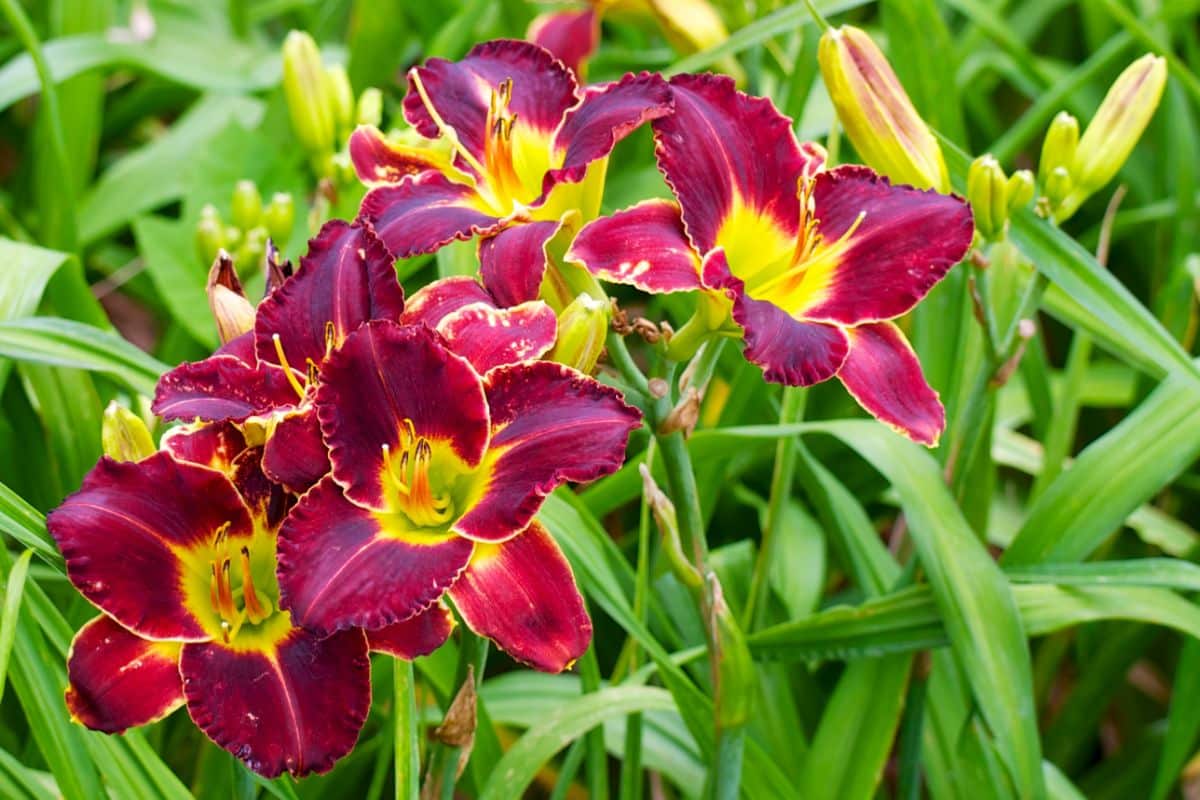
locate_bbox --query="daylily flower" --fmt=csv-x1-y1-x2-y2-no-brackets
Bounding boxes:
350,39,672,307
276,322,640,671
154,219,404,493
48,428,453,777
567,74,974,445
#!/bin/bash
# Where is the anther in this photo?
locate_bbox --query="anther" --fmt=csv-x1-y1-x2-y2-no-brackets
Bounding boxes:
240,546,270,624
324,321,336,356
216,558,237,622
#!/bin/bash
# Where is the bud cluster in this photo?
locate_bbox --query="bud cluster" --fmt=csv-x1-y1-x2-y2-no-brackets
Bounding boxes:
966,155,1034,241
195,180,294,268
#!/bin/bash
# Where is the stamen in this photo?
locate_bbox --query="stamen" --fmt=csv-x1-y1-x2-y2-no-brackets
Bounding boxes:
324,321,336,357
220,619,232,645
239,546,270,624
272,333,308,400
410,70,488,178
216,558,238,622
209,562,221,615
306,359,320,386
756,208,870,302
402,418,417,449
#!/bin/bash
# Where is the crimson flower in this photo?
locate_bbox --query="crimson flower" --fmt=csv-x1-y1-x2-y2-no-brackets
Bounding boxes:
349,39,672,307
567,74,974,445
276,322,640,671
48,426,450,778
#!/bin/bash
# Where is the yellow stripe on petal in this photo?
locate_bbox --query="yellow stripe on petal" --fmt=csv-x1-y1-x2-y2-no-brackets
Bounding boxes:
715,195,795,288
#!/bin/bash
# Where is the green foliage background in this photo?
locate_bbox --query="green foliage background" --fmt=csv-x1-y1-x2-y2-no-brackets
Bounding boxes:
0,0,1199,798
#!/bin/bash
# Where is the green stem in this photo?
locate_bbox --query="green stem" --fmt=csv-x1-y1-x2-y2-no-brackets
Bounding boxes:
606,333,650,395
743,386,807,630
393,660,419,800
0,0,75,249
707,726,745,800
579,645,610,800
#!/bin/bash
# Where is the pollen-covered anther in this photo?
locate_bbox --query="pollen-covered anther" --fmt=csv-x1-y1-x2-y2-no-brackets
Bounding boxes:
382,427,455,528
324,320,337,357
239,546,271,624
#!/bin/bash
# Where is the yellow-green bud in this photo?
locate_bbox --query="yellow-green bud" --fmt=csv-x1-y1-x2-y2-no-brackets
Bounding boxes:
206,251,255,344
238,227,268,271
195,205,226,266
548,293,608,374
102,401,155,462
710,578,754,731
282,30,335,156
1006,169,1035,212
1044,166,1073,209
230,179,263,231
263,192,295,245
818,25,949,191
326,63,355,140
356,87,383,128
1038,111,1079,185
1072,54,1167,195
967,154,1008,240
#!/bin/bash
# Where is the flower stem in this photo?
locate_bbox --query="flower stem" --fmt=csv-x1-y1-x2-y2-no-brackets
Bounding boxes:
393,659,419,800
742,385,807,630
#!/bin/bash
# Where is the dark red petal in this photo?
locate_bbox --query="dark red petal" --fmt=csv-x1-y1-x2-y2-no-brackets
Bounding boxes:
454,361,640,543
368,600,455,659
47,452,253,641
478,220,560,306
799,165,974,325
262,408,330,494
317,321,490,508
837,322,945,446
527,9,599,77
544,71,673,195
181,627,370,778
153,356,300,422
400,276,496,328
449,521,590,672
359,172,505,258
566,199,703,293
438,301,557,374
229,447,291,530
654,73,815,254
704,250,849,386
65,615,183,734
254,220,404,369
162,422,247,473
215,330,256,363
349,125,448,186
402,39,579,171
277,477,474,633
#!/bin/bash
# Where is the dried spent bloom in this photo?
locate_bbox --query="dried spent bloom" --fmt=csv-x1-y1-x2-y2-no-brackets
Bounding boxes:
568,74,974,445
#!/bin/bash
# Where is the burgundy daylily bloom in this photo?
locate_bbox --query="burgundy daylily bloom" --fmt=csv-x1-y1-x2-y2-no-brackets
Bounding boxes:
351,39,672,305
276,321,638,671
153,220,404,492
51,428,454,776
567,74,974,445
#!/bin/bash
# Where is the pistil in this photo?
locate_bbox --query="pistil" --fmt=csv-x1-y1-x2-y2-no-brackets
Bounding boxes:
271,333,308,400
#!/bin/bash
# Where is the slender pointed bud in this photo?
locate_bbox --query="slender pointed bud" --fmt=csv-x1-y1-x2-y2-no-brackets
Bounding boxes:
1038,111,1079,185
1006,169,1035,212
282,30,335,156
230,180,263,231
263,192,295,244
639,464,703,592
326,63,355,140
967,155,1008,240
1072,54,1167,195
207,250,255,344
264,240,294,296
101,401,155,462
548,293,608,374
1044,166,1073,209
818,25,949,191
195,204,226,265
356,87,383,128
709,576,754,730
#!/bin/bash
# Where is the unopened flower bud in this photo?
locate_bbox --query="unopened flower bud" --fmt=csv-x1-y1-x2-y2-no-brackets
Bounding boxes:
195,204,226,265
238,227,268,272
818,25,949,191
207,250,255,344
1044,166,1073,209
282,30,335,156
356,87,383,128
710,577,754,731
548,293,608,374
1072,54,1167,195
326,63,355,140
1006,169,1035,212
263,192,295,245
101,401,155,463
230,179,263,231
640,464,702,591
1038,112,1079,185
967,155,1008,240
